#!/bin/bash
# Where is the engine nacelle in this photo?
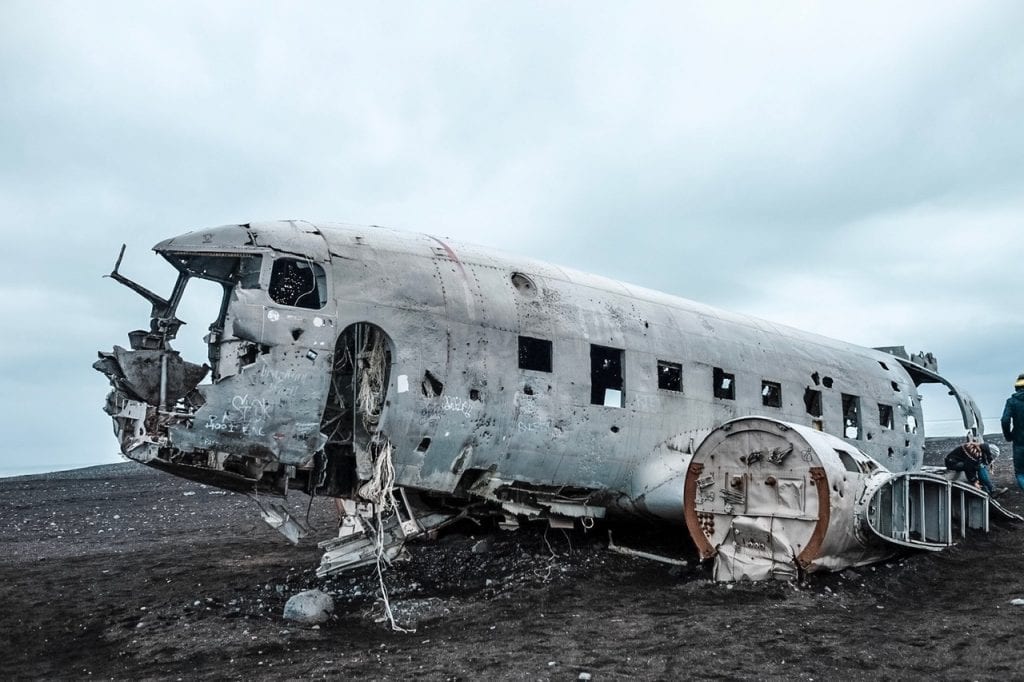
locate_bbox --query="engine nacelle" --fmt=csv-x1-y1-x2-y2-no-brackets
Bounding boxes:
683,417,898,581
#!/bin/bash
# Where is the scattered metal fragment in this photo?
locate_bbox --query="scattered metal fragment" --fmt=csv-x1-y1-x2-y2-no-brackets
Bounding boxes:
606,532,688,567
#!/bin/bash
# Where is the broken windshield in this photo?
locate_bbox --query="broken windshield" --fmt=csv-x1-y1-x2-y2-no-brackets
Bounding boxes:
160,254,264,359
164,253,263,286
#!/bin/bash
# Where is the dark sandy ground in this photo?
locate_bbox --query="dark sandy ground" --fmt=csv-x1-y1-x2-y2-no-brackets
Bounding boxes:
2,436,1023,680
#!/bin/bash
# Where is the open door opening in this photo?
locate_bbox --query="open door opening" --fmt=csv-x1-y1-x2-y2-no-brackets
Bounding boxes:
318,322,393,497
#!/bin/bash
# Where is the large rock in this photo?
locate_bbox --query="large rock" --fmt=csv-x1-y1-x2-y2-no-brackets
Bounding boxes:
283,589,334,625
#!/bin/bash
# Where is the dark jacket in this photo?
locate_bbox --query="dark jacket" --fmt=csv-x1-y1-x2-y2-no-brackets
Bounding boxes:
1002,389,1024,444
945,445,983,482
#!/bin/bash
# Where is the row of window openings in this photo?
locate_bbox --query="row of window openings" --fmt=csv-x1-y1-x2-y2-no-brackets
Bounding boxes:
518,337,910,437
721,369,905,438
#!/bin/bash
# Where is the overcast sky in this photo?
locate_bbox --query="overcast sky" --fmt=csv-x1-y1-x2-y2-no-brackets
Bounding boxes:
2,1,1022,474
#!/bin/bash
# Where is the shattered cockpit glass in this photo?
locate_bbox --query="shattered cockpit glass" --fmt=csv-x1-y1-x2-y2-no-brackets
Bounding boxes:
268,258,326,309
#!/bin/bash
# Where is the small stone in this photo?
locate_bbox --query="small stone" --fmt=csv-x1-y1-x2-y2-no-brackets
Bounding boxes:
283,589,334,625
579,674,592,681
1009,598,1024,606
472,538,493,554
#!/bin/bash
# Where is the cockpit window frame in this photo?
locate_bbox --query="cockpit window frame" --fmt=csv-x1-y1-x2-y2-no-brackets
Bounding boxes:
268,256,328,310
162,251,266,287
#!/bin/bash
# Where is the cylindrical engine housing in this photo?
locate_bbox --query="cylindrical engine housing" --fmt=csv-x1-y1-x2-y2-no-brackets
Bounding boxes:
684,417,896,581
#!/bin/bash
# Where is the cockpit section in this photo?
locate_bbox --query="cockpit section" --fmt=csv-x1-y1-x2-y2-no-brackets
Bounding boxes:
94,225,336,499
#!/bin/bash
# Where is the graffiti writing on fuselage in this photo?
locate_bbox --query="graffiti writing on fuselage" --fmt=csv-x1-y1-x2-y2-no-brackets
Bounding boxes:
205,394,273,436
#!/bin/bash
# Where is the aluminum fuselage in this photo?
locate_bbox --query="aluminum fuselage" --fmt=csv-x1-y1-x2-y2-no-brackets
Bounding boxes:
110,221,951,515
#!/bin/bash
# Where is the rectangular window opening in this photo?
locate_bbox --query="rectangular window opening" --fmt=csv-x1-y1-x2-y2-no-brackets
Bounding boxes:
518,336,553,373
804,388,823,417
761,380,782,408
842,393,862,439
590,344,624,407
713,367,735,400
657,360,682,392
878,403,894,430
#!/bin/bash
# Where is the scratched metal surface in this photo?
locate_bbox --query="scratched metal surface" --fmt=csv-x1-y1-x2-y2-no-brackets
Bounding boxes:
315,222,927,491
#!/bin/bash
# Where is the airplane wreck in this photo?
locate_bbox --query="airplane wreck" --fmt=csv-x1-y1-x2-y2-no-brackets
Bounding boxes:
94,221,1015,582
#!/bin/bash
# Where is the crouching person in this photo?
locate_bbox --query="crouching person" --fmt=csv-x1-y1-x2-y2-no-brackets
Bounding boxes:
945,441,1003,496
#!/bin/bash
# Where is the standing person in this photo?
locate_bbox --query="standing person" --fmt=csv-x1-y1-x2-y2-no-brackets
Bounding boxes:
1001,373,1024,491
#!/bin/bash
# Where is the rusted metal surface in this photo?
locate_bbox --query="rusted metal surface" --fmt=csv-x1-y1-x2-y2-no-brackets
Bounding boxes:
683,462,715,560
797,467,831,570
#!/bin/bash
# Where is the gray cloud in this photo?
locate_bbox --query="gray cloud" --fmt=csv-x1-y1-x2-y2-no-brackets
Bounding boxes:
2,1,1023,472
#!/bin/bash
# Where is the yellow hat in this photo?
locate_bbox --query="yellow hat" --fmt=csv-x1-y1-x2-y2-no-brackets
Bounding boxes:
1016,373,1024,389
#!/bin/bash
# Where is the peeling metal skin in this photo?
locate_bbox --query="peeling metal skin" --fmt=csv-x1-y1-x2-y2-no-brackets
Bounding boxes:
94,221,992,577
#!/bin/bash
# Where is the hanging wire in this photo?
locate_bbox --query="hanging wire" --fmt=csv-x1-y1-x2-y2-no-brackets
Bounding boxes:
358,439,412,632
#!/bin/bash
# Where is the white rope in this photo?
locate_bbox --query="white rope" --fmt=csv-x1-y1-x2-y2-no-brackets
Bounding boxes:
357,328,387,431
358,440,412,633
352,328,409,631
358,439,399,510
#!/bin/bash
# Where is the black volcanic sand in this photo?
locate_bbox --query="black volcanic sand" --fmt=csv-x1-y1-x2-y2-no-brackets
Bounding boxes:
2,437,1023,680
